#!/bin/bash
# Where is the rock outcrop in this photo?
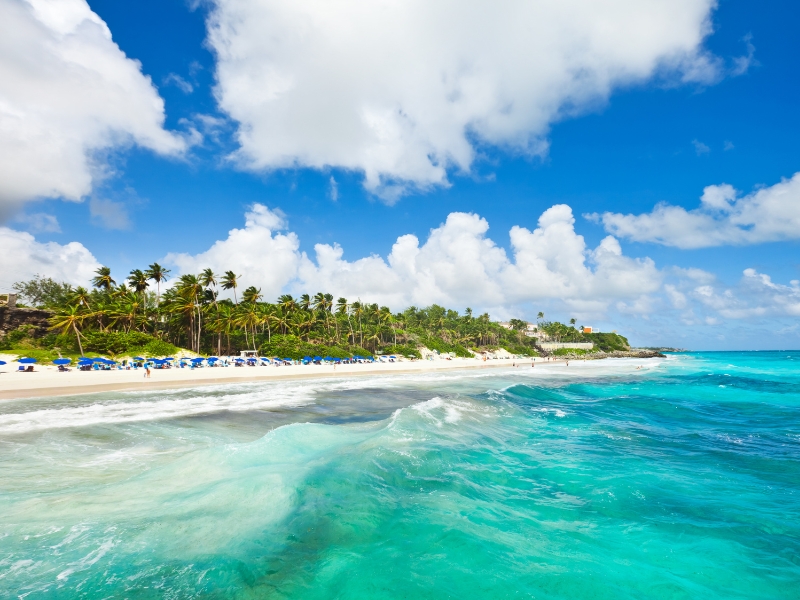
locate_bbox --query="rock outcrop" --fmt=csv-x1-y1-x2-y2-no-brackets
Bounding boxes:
0,307,53,339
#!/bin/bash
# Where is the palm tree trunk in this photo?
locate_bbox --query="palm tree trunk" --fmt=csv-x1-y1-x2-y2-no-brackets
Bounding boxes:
73,321,84,356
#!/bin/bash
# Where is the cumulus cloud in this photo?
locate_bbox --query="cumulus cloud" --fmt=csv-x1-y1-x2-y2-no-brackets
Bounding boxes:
167,203,662,318
683,269,800,319
0,0,185,218
0,227,100,288
164,204,301,299
207,0,719,200
591,172,800,248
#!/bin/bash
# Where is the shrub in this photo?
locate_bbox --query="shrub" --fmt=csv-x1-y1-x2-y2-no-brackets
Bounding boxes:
585,332,630,352
83,331,155,354
420,336,471,357
142,339,179,357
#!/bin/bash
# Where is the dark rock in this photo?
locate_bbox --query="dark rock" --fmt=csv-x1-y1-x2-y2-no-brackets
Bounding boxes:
0,306,53,339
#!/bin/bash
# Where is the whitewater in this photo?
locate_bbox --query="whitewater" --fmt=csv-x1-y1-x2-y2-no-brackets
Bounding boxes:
0,353,798,598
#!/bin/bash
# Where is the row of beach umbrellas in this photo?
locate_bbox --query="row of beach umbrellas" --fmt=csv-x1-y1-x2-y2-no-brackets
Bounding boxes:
1,354,398,369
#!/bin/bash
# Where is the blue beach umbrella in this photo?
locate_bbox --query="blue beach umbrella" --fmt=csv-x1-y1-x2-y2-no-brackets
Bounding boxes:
133,356,145,361
53,358,72,365
18,357,37,364
313,355,322,361
0,360,6,365
283,358,292,363
191,358,204,362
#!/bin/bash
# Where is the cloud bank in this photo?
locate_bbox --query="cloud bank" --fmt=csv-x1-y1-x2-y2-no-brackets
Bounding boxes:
0,227,100,288
165,203,661,318
0,0,184,218
207,0,719,199
592,172,800,248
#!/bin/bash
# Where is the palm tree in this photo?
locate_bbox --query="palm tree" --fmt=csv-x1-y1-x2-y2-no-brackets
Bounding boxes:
299,293,311,311
49,305,91,356
199,268,216,290
351,301,365,347
71,286,92,309
221,271,240,304
127,269,149,298
336,297,353,345
145,263,170,305
278,294,297,315
242,286,263,305
91,266,115,291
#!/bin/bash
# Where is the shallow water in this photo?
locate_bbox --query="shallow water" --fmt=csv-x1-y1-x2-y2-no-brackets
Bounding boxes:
1,353,798,598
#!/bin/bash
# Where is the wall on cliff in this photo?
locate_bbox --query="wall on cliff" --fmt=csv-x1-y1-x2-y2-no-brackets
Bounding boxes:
0,307,53,339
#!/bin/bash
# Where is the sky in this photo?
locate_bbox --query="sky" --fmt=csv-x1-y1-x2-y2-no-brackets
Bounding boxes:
1,0,799,350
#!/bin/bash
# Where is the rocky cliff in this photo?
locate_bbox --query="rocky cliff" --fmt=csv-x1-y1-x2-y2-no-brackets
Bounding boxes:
0,306,53,339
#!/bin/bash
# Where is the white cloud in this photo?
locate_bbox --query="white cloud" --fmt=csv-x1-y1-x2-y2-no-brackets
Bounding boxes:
0,227,100,288
164,204,301,299
328,176,338,202
692,139,710,155
163,73,194,94
207,0,719,200
592,172,800,248
89,197,130,230
14,212,61,233
168,203,662,319
0,0,185,218
731,33,758,76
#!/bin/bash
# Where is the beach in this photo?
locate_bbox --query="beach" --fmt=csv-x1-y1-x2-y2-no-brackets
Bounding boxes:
0,356,564,400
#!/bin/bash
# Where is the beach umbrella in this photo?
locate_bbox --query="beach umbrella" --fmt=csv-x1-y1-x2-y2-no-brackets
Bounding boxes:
53,358,72,365
134,356,145,361
390,355,397,359
313,355,322,361
283,358,292,362
191,357,204,362
18,357,37,364
0,361,6,365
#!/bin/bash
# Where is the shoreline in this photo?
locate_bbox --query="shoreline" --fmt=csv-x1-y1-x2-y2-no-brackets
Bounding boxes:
0,357,576,400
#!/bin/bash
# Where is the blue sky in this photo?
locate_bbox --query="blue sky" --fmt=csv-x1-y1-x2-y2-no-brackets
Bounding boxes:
1,0,799,349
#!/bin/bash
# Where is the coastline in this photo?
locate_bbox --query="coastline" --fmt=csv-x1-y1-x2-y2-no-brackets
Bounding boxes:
0,357,571,400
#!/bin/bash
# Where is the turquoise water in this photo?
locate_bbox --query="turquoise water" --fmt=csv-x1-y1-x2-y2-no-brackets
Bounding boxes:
1,352,798,598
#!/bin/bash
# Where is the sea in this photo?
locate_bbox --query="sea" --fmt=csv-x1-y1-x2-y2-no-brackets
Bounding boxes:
0,352,798,599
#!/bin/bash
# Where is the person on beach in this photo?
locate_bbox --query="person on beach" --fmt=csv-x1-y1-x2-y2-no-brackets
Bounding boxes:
145,365,151,378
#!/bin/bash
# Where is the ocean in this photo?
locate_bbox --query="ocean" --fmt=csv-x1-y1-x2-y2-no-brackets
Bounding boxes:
1,352,798,598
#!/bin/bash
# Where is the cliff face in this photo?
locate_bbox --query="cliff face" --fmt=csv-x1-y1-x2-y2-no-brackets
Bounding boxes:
0,306,53,339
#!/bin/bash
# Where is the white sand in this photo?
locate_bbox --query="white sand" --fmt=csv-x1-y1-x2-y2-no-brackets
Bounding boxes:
0,356,562,400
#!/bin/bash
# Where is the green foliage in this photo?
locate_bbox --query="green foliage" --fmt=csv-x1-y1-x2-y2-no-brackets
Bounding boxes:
259,335,355,360
552,347,592,356
143,339,179,357
79,331,178,357
585,332,629,352
12,276,73,308
501,344,538,357
6,325,35,344
508,318,528,331
420,336,471,357
83,331,155,354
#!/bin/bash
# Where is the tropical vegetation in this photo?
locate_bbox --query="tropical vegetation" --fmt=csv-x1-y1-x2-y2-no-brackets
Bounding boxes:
3,268,626,361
